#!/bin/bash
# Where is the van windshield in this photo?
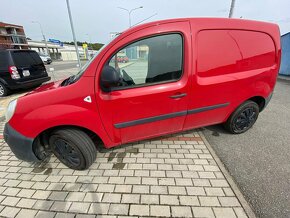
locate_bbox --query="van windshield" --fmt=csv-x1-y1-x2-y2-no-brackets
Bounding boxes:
11,51,43,67
73,36,119,81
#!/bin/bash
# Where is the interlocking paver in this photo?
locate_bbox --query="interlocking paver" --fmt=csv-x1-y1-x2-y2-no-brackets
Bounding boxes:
50,201,72,212
0,206,20,217
108,203,129,215
0,109,248,218
171,206,193,217
150,205,170,217
16,198,36,208
160,195,179,205
35,211,56,218
15,208,38,218
1,196,20,206
213,207,237,218
199,196,221,206
129,204,149,216
141,195,159,204
192,206,215,218
121,194,140,204
69,202,90,213
88,203,110,214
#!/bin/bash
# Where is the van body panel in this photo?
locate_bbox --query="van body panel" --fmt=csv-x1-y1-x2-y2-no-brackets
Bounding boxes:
5,18,281,151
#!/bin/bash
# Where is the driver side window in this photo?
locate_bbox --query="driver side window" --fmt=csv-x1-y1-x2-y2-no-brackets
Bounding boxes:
106,33,183,89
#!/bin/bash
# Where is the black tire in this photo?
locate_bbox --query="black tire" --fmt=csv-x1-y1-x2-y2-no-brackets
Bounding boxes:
0,82,10,97
49,128,97,170
224,101,259,134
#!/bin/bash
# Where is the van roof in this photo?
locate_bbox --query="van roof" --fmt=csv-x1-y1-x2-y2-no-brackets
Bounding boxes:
119,17,279,39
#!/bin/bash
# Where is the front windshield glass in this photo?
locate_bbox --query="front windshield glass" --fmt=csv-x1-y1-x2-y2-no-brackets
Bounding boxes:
74,35,120,80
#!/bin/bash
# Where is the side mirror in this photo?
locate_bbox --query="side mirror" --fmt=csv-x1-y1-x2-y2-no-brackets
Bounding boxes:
100,65,121,92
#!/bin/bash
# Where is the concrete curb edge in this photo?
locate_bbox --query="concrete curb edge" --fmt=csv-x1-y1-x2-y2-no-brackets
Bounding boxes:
198,130,256,218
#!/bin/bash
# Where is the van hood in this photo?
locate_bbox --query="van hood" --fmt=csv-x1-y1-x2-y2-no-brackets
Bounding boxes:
25,80,63,96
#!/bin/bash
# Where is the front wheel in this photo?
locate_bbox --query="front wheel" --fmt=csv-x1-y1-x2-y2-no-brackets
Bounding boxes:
49,128,97,170
224,101,259,134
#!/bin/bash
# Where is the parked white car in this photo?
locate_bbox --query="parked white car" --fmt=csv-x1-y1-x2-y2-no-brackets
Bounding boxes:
38,53,52,64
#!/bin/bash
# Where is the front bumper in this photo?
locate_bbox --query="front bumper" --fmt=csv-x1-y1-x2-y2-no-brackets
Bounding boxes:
4,123,40,162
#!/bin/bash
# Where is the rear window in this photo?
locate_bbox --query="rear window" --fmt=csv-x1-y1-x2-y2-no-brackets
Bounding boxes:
11,51,43,67
197,30,276,77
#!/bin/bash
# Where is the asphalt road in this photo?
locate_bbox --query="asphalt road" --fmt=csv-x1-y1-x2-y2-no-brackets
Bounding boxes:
203,79,290,218
46,60,87,71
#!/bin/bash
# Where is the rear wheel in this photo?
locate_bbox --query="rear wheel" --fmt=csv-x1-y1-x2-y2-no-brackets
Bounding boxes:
224,101,259,134
49,128,97,170
0,82,10,97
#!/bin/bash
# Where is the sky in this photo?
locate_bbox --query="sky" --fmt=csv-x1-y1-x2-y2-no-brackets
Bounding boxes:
1,0,289,44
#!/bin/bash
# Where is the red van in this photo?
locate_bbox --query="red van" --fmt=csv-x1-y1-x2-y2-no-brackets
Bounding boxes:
4,18,281,170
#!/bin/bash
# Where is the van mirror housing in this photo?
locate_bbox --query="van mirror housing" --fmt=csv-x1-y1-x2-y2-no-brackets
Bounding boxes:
100,65,121,92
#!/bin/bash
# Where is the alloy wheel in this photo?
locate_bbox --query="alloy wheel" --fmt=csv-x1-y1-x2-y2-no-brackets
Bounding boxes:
233,107,257,132
53,138,81,167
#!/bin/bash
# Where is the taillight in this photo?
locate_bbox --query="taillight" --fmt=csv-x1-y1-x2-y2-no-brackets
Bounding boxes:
9,66,20,79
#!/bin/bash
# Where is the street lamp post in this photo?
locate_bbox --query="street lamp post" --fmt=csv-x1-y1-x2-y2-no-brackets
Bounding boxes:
66,0,81,68
118,6,143,27
32,21,49,56
229,0,236,18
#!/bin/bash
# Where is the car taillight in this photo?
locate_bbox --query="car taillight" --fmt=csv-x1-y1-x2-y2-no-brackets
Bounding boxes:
9,66,20,79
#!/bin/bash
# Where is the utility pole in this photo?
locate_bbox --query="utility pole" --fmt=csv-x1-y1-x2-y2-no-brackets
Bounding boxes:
32,21,49,56
229,0,236,18
66,0,81,68
118,6,143,27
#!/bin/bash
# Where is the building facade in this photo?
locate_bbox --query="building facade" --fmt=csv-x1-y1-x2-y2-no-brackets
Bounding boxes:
0,22,28,49
279,32,290,76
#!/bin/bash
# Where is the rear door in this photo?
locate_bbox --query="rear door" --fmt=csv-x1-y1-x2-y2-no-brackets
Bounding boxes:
11,50,47,81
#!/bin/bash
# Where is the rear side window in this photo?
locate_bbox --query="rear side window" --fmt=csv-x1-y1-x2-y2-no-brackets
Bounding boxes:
11,51,43,67
105,33,183,89
197,30,276,77
0,52,9,69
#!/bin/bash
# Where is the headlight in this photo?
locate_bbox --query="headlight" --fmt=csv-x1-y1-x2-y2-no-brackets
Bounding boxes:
5,99,17,122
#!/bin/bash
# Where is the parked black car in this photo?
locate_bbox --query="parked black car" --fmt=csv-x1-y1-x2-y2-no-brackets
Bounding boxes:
0,49,51,97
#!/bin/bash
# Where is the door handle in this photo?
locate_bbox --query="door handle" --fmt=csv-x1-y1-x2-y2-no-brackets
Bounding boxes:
170,93,187,99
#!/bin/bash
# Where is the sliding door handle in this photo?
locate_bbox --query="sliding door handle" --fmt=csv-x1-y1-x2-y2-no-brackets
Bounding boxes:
170,93,187,99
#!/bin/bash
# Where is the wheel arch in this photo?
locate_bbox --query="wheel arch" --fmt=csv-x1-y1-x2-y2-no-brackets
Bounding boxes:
33,124,105,153
247,96,266,112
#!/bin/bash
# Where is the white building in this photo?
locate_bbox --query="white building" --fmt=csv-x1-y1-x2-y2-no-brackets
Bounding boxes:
27,40,97,61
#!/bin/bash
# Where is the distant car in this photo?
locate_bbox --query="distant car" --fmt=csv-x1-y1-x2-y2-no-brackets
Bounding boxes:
0,49,51,97
39,53,52,64
117,56,129,63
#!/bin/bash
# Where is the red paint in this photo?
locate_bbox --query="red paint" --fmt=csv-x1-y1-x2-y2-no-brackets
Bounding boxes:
8,18,281,148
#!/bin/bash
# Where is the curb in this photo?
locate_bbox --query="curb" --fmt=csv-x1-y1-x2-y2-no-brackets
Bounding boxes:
198,130,256,218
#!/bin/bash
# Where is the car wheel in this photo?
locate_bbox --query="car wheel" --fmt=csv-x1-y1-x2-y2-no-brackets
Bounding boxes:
224,101,259,134
49,128,97,170
0,82,10,97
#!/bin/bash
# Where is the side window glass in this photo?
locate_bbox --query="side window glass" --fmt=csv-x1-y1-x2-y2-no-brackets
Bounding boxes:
104,33,183,89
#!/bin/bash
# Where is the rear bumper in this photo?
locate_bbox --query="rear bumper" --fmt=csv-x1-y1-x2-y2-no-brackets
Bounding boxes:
4,123,39,162
265,92,273,108
8,76,51,90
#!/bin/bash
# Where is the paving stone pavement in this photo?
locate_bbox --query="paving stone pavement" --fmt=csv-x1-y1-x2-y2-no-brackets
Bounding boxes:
0,119,249,218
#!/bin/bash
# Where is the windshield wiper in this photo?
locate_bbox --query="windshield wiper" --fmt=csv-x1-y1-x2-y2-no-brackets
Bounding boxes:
62,75,76,86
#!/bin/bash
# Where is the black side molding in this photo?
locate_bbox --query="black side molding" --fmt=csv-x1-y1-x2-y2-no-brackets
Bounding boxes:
114,111,187,129
187,103,230,115
114,102,230,129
